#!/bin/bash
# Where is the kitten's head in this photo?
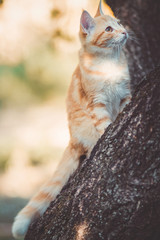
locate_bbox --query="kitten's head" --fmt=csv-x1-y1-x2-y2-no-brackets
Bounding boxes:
79,0,128,54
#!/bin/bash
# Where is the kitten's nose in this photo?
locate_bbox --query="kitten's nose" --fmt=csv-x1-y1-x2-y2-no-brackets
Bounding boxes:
122,31,128,39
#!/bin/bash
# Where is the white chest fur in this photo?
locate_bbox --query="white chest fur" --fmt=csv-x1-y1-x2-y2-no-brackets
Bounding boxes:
86,58,130,119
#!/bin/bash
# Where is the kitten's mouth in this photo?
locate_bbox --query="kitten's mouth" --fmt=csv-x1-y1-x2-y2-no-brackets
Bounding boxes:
107,34,128,48
116,35,128,46
121,37,127,45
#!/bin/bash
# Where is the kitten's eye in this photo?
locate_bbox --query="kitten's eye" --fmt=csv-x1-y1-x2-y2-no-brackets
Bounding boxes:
105,26,113,32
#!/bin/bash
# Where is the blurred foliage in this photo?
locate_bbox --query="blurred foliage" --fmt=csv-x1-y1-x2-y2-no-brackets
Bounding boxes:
0,44,73,108
28,151,50,166
28,147,63,167
51,8,62,18
29,156,44,166
0,151,10,173
53,29,74,42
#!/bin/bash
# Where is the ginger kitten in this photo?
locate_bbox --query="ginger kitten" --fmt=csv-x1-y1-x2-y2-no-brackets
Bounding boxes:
12,1,131,238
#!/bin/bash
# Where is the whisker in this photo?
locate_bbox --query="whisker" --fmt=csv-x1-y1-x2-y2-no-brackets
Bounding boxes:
128,36,139,44
127,30,143,41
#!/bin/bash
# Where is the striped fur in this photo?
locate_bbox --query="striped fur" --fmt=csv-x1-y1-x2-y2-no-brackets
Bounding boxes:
12,1,131,238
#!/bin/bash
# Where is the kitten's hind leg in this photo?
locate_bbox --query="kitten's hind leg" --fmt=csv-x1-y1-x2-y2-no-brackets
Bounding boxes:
12,144,79,239
88,102,112,135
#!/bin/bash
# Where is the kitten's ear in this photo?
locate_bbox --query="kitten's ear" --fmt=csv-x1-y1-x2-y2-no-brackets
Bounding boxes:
80,10,95,34
95,0,116,18
95,0,104,17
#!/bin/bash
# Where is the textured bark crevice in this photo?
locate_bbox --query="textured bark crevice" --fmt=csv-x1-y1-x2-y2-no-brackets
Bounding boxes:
25,0,160,239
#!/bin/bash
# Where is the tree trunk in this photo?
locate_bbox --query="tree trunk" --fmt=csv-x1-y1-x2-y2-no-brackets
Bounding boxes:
25,1,160,239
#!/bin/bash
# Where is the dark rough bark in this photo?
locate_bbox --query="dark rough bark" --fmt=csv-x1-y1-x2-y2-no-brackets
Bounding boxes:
25,1,160,239
25,67,160,240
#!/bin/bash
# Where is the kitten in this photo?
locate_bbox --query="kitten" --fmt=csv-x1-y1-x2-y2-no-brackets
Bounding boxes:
12,1,131,238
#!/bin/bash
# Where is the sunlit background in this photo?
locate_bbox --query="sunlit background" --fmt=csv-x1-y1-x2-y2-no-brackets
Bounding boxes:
0,0,99,239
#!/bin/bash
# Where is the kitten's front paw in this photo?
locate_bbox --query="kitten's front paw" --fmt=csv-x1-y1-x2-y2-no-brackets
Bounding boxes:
12,215,31,239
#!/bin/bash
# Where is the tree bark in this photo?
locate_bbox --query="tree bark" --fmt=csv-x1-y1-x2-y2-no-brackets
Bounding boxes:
25,1,160,239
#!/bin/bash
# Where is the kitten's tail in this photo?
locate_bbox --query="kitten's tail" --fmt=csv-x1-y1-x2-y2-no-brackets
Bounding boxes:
12,145,79,239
